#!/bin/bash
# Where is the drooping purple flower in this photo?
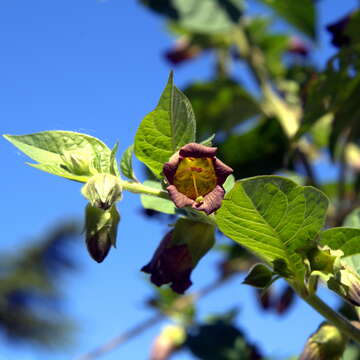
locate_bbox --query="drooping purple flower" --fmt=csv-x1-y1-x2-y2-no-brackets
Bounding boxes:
141,230,193,294
163,143,233,215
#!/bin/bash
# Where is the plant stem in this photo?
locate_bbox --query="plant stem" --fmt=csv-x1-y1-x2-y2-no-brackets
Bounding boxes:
301,293,360,344
232,26,300,138
121,180,170,199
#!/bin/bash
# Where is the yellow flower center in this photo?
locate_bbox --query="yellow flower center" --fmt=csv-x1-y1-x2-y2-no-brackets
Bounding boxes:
173,157,217,200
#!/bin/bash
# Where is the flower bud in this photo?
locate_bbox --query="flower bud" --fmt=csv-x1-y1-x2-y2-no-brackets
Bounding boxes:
81,173,122,210
84,204,120,263
299,323,347,360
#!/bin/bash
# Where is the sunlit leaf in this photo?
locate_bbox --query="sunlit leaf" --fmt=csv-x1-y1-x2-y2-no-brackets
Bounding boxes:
216,176,328,278
134,72,196,177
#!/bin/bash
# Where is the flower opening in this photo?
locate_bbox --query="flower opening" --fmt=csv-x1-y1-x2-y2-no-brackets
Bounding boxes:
163,143,233,214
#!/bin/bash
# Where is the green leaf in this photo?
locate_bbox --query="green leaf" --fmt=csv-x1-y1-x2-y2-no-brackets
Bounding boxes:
216,176,328,278
320,228,360,257
254,0,316,39
4,131,112,182
243,263,273,288
120,144,138,182
134,72,196,177
142,0,244,34
140,180,176,214
344,208,360,228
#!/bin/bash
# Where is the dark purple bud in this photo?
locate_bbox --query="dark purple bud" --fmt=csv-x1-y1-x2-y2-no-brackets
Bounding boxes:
84,204,120,263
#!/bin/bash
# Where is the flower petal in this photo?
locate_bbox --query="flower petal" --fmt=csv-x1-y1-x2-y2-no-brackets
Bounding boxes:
179,143,217,158
163,152,181,184
213,158,233,185
193,185,225,214
167,185,195,208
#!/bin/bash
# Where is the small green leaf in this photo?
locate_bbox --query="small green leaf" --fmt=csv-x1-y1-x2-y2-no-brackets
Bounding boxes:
141,180,176,214
243,263,273,288
4,131,113,182
344,208,360,228
320,228,360,257
134,72,196,177
216,176,328,278
120,144,138,182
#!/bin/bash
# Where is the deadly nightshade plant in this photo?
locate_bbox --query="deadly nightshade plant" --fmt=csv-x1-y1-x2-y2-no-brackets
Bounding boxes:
5,72,360,351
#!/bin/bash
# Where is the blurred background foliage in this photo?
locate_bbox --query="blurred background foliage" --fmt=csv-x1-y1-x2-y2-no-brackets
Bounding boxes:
5,0,360,359
0,223,80,347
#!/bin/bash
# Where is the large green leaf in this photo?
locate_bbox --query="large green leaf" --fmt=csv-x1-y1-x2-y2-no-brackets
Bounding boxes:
253,0,316,40
134,72,196,177
4,131,113,182
216,176,328,278
320,228,360,257
141,0,244,34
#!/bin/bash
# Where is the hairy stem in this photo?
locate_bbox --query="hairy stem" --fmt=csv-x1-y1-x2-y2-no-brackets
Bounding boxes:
121,180,170,199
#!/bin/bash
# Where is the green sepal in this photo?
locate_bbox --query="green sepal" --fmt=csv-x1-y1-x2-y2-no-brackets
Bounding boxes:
81,173,123,210
109,142,120,177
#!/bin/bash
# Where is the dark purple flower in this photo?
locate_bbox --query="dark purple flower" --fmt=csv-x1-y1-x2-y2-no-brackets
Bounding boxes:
141,231,193,294
163,143,233,215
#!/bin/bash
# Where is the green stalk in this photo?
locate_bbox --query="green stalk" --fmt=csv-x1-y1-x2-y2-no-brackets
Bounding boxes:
121,180,170,199
300,293,360,344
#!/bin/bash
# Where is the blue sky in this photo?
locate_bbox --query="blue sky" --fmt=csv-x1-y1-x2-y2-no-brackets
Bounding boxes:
0,0,358,359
